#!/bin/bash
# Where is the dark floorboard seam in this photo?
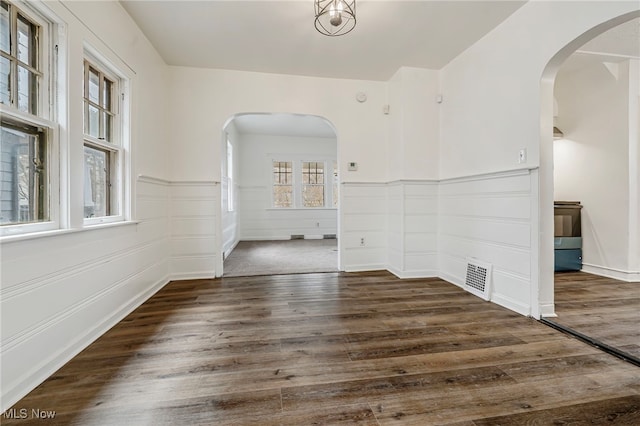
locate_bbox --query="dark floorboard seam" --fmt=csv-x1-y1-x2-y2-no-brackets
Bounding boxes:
540,318,640,367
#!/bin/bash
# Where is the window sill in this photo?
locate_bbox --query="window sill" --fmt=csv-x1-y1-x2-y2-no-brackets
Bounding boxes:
0,220,141,244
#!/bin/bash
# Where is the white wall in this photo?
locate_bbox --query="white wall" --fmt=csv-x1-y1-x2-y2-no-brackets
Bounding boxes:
237,133,337,240
630,60,640,275
167,67,389,272
439,1,639,316
1,0,171,411
554,58,635,278
387,67,440,181
168,67,388,183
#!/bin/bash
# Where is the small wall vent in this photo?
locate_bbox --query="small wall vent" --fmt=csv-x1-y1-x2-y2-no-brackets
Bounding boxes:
464,258,492,301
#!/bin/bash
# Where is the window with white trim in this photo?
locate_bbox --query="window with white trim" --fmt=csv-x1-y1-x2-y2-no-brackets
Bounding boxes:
272,160,293,208
302,161,324,207
83,57,122,221
271,159,337,209
0,0,55,232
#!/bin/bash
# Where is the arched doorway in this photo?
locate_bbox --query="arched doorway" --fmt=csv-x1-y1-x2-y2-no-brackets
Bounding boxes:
217,112,341,277
538,12,639,359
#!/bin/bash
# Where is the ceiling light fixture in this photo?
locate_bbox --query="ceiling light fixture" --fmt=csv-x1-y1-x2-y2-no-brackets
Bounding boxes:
314,0,356,36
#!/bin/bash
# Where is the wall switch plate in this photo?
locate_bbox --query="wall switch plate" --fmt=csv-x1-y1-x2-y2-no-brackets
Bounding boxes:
518,149,527,164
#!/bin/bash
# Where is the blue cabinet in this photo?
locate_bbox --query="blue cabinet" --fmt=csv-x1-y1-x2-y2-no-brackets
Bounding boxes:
554,202,582,272
554,247,582,272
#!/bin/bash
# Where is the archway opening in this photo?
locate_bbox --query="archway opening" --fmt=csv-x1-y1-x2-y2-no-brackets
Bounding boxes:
539,13,639,361
218,112,341,277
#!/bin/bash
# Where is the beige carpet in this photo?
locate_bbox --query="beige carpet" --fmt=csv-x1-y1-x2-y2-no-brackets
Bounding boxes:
223,239,339,277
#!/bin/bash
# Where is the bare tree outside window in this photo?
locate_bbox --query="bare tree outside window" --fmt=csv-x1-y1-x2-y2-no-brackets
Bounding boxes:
302,161,324,208
273,161,293,208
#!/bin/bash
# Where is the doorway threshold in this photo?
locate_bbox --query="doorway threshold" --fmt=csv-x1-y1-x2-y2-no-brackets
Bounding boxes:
540,318,640,367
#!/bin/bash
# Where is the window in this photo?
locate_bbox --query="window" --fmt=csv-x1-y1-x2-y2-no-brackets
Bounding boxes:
302,161,324,207
1,1,54,232
271,159,337,209
0,119,47,225
272,161,292,208
226,139,234,212
83,58,121,221
0,0,40,114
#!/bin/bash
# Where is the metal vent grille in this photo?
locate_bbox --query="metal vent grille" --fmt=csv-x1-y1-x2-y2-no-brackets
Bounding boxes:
464,258,492,301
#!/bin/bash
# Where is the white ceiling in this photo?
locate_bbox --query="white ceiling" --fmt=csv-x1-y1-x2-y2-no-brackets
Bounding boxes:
120,0,527,81
120,1,638,138
559,17,640,78
230,113,336,138
578,17,640,58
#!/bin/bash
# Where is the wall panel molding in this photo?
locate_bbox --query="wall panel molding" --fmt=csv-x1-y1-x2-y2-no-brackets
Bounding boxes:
438,169,535,316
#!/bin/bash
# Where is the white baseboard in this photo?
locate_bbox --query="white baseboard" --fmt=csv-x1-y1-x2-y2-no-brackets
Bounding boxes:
439,272,531,316
438,272,465,288
490,293,531,316
388,267,438,279
539,302,557,318
343,264,386,273
223,239,240,260
2,274,169,412
581,263,640,282
238,236,291,241
169,271,216,281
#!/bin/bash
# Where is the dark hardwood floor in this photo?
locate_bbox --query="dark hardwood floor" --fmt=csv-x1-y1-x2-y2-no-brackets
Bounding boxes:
546,271,640,362
4,272,639,425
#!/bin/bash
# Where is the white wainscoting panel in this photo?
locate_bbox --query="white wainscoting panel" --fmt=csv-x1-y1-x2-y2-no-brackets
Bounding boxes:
238,186,337,240
438,169,535,315
0,176,170,411
169,181,219,280
341,183,387,271
387,181,438,278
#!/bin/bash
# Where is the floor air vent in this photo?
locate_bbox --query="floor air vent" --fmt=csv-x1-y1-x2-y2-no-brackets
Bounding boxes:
464,258,492,301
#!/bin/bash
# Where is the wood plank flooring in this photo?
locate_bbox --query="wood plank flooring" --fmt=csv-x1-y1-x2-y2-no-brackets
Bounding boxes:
3,272,639,425
548,272,640,360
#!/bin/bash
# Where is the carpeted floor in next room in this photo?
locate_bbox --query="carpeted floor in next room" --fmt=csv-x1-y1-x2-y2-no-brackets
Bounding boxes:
223,239,339,277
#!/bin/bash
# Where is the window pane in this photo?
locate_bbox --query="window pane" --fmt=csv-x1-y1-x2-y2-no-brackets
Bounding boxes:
303,185,324,207
17,65,36,113
273,185,292,208
88,69,100,104
273,161,292,185
87,104,99,138
302,162,324,184
1,123,47,225
103,111,112,141
17,14,37,67
0,2,9,54
84,145,109,218
0,55,9,105
103,78,112,110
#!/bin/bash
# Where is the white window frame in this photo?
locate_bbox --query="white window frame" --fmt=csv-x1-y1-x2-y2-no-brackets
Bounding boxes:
269,156,336,210
271,159,294,208
0,0,60,237
82,48,127,226
300,160,326,208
